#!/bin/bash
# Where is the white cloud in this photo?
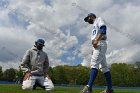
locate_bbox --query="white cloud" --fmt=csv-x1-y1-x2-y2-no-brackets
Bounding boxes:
107,44,140,64
0,0,140,69
0,28,36,62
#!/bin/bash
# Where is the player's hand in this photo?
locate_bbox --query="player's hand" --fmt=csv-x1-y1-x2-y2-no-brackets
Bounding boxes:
92,40,98,48
23,71,32,81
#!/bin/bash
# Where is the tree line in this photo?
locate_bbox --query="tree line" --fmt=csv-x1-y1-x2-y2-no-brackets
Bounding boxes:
0,62,140,87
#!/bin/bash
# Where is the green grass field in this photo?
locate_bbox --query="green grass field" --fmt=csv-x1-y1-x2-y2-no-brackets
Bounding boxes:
0,84,140,93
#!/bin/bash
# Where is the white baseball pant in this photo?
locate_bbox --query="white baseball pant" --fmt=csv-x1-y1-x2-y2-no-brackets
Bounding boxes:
22,76,54,90
90,40,109,73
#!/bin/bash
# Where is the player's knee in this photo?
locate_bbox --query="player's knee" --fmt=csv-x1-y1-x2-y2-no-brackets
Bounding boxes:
90,64,98,69
44,80,54,91
45,84,54,91
102,67,110,73
22,84,33,90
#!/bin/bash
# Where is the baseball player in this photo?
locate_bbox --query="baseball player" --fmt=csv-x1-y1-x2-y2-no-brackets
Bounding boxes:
80,13,114,93
20,39,54,91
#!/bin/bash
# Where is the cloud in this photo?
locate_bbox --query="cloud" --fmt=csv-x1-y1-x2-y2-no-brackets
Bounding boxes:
0,0,79,69
107,44,140,64
0,28,36,62
0,0,140,69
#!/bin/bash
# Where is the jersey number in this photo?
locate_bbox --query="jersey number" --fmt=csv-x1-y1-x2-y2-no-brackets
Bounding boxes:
92,30,96,35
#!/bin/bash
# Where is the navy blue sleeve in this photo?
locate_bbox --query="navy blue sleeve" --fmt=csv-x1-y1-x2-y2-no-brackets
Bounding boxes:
99,25,106,34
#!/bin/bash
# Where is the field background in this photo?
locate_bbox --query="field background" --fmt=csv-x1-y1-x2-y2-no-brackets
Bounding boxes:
0,84,140,93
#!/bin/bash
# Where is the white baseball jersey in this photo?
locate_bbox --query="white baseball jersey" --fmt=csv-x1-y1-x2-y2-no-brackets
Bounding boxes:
90,17,109,73
91,17,106,41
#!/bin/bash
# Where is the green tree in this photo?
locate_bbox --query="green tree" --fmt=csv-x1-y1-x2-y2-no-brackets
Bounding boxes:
74,65,90,85
53,66,68,84
48,67,54,80
0,66,3,80
110,63,136,87
135,61,140,69
134,62,140,87
3,68,16,82
15,67,23,83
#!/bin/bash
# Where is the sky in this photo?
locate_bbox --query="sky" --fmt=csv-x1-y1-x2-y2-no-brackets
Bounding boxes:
0,0,140,69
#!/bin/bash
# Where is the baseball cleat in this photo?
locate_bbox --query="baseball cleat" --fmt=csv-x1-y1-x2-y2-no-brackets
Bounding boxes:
100,89,114,93
79,85,92,93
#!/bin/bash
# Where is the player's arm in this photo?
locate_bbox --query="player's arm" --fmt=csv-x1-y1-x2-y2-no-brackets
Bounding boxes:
20,50,32,80
92,25,106,48
20,50,31,72
43,54,50,79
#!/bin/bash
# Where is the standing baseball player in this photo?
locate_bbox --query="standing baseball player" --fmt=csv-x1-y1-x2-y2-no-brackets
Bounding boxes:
20,39,54,91
80,13,114,93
